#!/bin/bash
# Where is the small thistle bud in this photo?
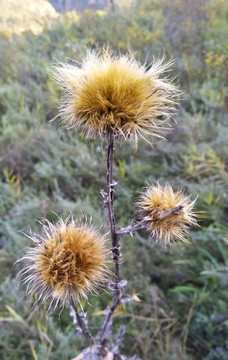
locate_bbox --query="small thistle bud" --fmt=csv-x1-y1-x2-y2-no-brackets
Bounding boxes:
53,51,179,144
20,217,109,309
138,184,197,246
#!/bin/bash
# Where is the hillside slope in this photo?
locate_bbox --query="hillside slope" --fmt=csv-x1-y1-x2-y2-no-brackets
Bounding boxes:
0,0,58,35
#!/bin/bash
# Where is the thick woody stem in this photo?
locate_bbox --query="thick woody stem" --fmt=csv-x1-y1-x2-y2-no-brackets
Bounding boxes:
71,300,94,346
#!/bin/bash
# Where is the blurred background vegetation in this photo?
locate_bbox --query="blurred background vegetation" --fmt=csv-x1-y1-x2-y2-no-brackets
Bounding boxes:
0,0,228,359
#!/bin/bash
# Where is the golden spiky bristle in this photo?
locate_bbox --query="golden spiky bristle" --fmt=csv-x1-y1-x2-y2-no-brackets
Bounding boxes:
53,51,179,144
138,184,197,246
20,217,109,309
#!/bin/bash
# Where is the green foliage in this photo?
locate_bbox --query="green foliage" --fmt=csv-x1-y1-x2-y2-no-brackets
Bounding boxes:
0,0,228,359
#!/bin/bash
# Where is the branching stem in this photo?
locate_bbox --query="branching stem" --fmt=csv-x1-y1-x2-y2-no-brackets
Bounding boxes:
72,130,146,351
99,129,121,343
116,220,146,236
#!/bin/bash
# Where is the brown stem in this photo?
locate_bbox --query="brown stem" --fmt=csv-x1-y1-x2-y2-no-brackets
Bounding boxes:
107,130,119,283
116,220,146,236
106,131,116,245
99,129,121,342
71,300,94,346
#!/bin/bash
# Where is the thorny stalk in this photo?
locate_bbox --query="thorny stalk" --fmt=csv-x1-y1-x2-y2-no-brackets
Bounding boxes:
72,132,185,354
71,129,144,356
106,130,120,300
116,220,146,236
99,129,121,344
70,299,95,346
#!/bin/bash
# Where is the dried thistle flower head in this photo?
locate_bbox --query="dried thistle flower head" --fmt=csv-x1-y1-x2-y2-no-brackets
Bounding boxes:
138,184,197,246
20,217,109,309
53,51,179,144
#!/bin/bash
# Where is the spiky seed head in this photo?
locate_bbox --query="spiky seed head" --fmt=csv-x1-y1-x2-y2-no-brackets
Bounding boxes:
138,184,197,246
20,217,109,310
53,51,180,144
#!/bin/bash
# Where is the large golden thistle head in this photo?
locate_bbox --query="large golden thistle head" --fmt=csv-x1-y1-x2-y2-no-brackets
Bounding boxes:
20,217,109,309
138,184,198,247
53,51,179,144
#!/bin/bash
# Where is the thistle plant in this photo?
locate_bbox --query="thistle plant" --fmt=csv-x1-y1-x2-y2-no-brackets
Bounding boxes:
20,218,109,308
20,51,197,360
